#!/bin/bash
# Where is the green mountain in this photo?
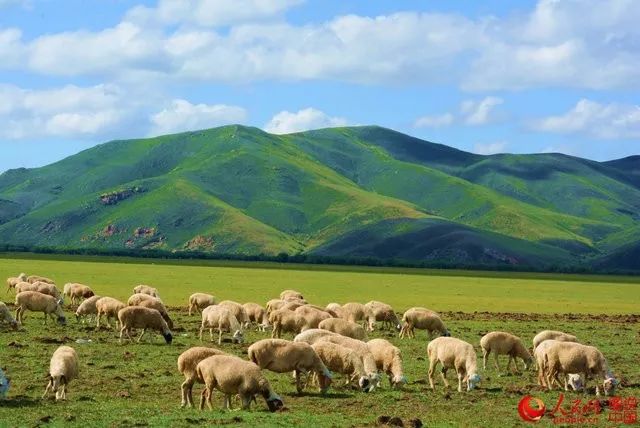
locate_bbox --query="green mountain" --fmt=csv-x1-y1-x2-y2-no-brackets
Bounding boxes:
0,125,638,271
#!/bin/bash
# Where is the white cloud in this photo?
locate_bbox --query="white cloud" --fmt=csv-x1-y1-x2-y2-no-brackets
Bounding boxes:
474,141,508,155
460,96,503,125
265,108,348,134
413,113,454,128
532,99,640,139
150,99,247,135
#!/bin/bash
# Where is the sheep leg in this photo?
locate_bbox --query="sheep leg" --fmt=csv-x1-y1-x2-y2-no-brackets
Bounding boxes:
136,328,146,343
42,380,52,399
295,370,303,394
494,353,500,372
218,328,223,346
222,394,231,411
482,349,488,370
240,393,252,410
96,312,101,329
198,324,204,341
457,372,463,393
199,389,206,410
440,368,451,389
181,379,192,407
428,359,437,390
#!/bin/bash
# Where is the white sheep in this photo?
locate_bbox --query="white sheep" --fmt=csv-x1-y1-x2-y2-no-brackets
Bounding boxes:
364,301,401,331
14,291,66,325
318,318,366,340
367,338,407,389
532,330,578,350
95,297,126,329
63,283,95,305
427,337,481,392
132,284,160,300
243,302,269,331
27,275,54,284
218,300,249,325
177,346,227,408
199,305,244,345
0,301,19,329
188,293,217,316
129,294,173,329
248,338,333,394
280,289,304,301
400,307,450,339
534,339,584,391
317,334,381,389
293,328,339,345
74,295,101,324
312,341,372,392
480,331,533,373
269,308,305,338
542,340,617,396
117,306,173,344
43,346,78,401
6,273,27,293
196,354,283,412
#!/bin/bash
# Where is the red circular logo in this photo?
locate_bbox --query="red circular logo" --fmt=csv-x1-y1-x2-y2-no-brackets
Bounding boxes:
518,395,546,423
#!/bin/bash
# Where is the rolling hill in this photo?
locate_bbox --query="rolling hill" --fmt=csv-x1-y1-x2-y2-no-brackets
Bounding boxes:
0,125,638,271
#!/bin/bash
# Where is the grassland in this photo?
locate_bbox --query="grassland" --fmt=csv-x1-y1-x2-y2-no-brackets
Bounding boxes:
0,256,639,427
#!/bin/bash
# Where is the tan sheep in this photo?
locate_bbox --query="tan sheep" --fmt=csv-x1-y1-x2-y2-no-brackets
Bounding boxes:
188,293,217,316
400,307,450,339
269,308,305,338
196,354,283,412
279,289,304,301
248,338,333,394
312,341,372,392
542,340,617,396
534,339,584,391
34,282,61,300
317,334,381,389
6,273,27,293
117,306,173,344
129,295,173,329
15,281,39,294
364,301,401,331
74,295,101,324
27,275,54,284
132,284,160,299
218,300,249,325
0,301,19,329
127,293,156,306
63,283,95,305
43,346,78,401
293,328,339,345
95,297,126,329
427,337,480,392
318,318,366,340
532,330,578,350
243,302,269,331
340,302,375,328
199,305,244,345
367,338,407,388
265,298,285,315
480,331,533,373
14,291,66,325
281,300,306,311
177,346,227,407
294,305,332,329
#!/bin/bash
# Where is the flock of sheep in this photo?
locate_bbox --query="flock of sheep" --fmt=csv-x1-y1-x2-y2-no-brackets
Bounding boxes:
1,272,621,413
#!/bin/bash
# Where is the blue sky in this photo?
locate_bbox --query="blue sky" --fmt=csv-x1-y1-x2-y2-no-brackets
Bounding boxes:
0,0,639,172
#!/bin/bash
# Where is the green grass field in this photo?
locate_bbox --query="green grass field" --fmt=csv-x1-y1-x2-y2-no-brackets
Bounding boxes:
1,256,639,427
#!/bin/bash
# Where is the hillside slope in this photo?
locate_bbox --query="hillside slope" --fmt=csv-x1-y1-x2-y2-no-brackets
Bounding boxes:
0,125,637,270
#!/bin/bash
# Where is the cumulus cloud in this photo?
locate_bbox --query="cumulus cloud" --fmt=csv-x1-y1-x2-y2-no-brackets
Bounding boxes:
474,141,508,155
264,108,348,134
413,113,454,128
150,99,247,135
532,99,640,139
460,96,503,125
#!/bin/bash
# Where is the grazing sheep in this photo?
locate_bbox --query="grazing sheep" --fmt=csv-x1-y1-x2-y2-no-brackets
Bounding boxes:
293,328,339,345
15,282,39,294
542,340,617,396
0,367,9,398
14,291,66,325
480,331,533,373
532,330,578,351
63,283,94,305
318,318,366,340
265,299,285,315
0,301,19,329
177,346,227,408
280,289,304,301
248,338,333,394
188,293,217,316
117,306,173,344
95,297,126,329
6,273,27,293
534,340,584,391
367,338,407,389
269,308,305,338
325,303,345,318
128,295,173,329
132,285,160,299
199,305,244,345
364,301,401,331
400,307,450,339
196,355,283,412
340,302,375,328
127,293,156,306
243,302,269,331
74,295,101,324
317,335,381,389
34,282,62,300
27,275,54,284
294,305,332,329
218,300,249,325
312,341,372,392
43,346,78,401
427,337,480,392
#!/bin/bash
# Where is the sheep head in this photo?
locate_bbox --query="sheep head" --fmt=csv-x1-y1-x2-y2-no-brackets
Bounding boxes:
391,375,407,389
232,330,244,344
358,376,372,393
567,374,584,391
163,332,173,344
467,373,481,391
604,377,619,396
